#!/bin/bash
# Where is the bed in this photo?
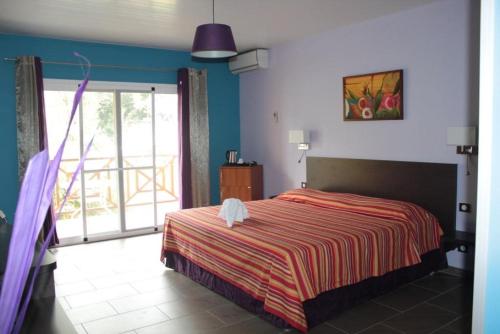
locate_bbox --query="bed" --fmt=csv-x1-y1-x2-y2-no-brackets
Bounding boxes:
161,157,457,332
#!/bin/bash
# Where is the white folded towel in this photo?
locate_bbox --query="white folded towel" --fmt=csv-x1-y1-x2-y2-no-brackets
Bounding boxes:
218,198,249,228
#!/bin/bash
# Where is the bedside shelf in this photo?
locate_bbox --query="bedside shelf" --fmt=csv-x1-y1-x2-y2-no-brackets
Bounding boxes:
442,230,475,252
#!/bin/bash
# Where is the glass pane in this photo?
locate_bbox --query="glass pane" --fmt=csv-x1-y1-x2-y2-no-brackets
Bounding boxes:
82,92,118,170
155,93,179,221
45,90,83,238
121,92,153,168
84,170,121,235
124,168,154,230
53,163,84,239
45,91,81,160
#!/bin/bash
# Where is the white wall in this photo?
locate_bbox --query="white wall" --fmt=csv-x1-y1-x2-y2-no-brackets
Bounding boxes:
239,0,479,269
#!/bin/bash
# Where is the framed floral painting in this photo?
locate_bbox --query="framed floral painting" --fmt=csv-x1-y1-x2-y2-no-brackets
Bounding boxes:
343,69,403,121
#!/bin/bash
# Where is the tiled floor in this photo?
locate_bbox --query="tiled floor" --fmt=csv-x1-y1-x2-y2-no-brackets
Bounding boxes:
53,233,473,334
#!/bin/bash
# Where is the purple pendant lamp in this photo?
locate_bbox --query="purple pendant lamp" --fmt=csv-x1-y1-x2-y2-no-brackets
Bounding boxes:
192,0,237,58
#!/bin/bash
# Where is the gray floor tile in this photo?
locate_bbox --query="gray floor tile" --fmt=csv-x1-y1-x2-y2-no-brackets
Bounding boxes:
135,312,225,334
327,301,397,333
412,273,463,293
207,302,256,325
89,274,130,289
114,269,167,285
83,307,168,334
176,281,217,299
54,269,87,285
442,315,472,333
109,287,181,313
66,284,139,308
57,297,71,311
75,262,117,278
281,323,345,334
156,293,230,319
358,324,402,334
130,275,179,293
308,323,346,334
384,303,458,334
65,302,117,324
374,284,437,311
431,329,455,334
56,280,96,297
74,324,87,334
440,267,470,278
205,317,283,334
427,286,473,315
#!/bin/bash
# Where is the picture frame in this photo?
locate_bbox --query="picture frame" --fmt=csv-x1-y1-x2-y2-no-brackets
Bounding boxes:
343,69,403,121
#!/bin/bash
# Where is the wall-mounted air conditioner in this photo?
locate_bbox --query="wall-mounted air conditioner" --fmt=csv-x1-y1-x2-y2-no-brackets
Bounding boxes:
229,49,268,74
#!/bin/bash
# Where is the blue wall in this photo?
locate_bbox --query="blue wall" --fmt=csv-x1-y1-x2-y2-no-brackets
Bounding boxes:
484,3,500,331
0,34,240,221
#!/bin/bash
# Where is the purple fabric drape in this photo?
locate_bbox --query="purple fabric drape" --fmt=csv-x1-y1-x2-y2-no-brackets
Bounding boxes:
178,68,193,209
1,54,90,333
34,58,59,246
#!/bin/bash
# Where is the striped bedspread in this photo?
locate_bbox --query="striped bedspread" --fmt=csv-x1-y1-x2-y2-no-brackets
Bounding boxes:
161,189,442,332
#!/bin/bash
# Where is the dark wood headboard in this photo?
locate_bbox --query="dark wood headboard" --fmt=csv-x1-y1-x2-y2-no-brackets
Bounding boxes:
306,157,457,238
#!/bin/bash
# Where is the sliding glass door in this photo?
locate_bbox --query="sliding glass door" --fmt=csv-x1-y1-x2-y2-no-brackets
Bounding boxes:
45,80,179,244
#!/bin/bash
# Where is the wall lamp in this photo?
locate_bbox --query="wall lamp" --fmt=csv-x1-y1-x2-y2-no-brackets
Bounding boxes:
289,130,310,163
447,126,477,175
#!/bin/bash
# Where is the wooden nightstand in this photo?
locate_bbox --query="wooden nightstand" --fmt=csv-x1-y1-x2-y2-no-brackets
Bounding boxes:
220,165,263,202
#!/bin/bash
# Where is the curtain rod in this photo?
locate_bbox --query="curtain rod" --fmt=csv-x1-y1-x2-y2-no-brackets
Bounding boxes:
2,57,178,73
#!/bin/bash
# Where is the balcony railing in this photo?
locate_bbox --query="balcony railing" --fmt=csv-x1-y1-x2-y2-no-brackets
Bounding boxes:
54,154,178,219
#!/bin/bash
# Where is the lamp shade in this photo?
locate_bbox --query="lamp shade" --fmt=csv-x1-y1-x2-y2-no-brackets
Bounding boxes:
289,130,309,144
191,23,237,58
447,127,477,145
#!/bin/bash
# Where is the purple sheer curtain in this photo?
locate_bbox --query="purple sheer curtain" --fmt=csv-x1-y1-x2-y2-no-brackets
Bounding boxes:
15,56,58,245
178,68,193,209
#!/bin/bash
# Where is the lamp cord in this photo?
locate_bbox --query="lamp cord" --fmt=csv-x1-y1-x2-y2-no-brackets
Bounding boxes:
213,0,215,23
466,154,471,176
298,150,306,164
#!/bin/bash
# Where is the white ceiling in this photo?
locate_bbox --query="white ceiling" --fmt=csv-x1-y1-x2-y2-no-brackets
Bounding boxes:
0,0,440,52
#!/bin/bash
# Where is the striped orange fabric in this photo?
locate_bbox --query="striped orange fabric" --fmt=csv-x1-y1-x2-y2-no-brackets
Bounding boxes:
162,190,442,332
276,189,443,254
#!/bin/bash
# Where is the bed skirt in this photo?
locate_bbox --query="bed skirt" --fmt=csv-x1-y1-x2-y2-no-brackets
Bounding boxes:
164,249,447,330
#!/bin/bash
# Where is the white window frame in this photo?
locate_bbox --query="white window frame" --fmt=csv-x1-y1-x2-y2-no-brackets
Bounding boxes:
44,79,177,245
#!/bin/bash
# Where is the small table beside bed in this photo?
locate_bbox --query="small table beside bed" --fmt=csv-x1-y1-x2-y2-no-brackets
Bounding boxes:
161,157,457,333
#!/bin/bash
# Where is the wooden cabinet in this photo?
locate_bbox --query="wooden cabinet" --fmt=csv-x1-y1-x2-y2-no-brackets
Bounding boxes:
220,165,263,202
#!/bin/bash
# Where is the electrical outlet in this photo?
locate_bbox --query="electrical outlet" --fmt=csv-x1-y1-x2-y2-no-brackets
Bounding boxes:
459,203,471,213
458,244,469,253
301,182,307,189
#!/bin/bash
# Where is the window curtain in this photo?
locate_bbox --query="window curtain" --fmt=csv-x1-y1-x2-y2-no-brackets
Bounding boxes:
177,68,210,209
15,56,58,246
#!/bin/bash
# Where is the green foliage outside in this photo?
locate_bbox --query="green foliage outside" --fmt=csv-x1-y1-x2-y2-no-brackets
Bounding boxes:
97,93,151,137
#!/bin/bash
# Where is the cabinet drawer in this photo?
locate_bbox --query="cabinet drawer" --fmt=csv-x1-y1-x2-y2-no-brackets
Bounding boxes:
220,168,252,186
220,186,253,202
